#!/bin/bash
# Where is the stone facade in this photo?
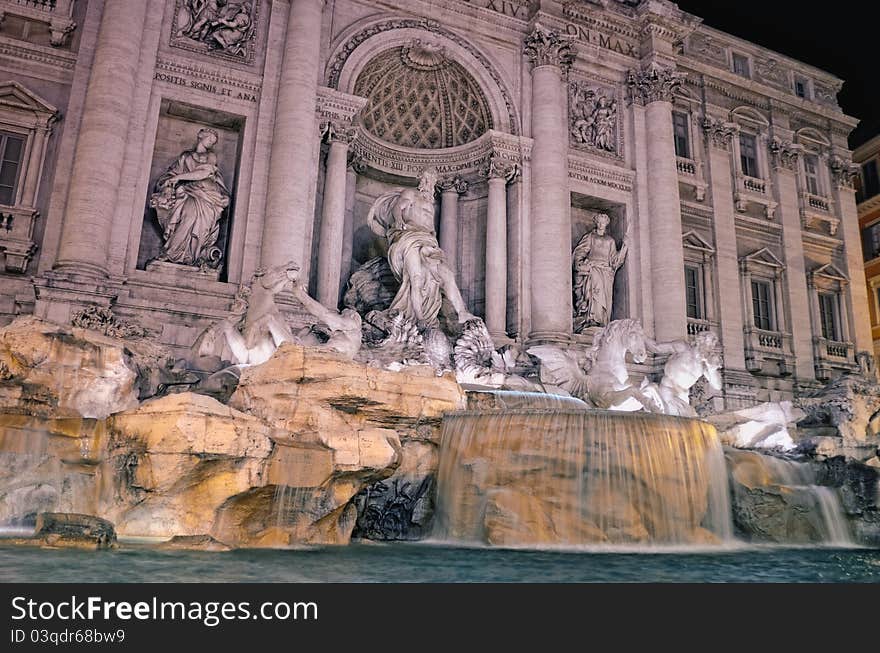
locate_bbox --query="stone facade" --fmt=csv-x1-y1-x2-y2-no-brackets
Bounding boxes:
0,0,870,407
854,135,880,368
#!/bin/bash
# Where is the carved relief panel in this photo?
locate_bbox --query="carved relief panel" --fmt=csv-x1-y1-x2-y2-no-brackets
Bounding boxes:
170,0,259,64
568,80,621,158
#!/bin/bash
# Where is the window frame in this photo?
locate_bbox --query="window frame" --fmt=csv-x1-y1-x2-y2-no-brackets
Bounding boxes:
672,110,691,160
793,76,811,100
862,159,880,201
818,292,840,341
739,131,761,179
684,264,702,320
751,279,774,331
731,52,751,79
0,131,26,207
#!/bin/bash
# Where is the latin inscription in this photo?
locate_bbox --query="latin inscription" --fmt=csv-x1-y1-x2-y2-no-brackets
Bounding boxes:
154,71,259,103
564,24,638,58
460,0,528,19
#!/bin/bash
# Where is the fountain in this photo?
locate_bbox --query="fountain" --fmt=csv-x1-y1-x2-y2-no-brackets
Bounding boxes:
434,397,733,547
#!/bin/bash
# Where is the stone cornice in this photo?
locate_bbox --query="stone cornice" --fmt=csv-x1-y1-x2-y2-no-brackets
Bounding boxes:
155,55,262,94
0,35,76,84
316,86,368,126
858,195,880,218
561,3,642,41
680,59,857,130
567,154,635,194
350,128,531,178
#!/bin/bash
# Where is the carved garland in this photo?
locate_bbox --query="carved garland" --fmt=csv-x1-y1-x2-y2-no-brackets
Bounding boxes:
829,155,860,189
768,137,801,172
701,117,738,150
326,18,519,135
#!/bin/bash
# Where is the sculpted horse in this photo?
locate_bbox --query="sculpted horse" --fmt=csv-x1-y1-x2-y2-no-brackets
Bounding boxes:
529,319,661,411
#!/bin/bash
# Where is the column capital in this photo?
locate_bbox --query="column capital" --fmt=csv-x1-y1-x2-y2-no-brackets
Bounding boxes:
347,151,367,174
829,154,860,189
626,64,684,106
701,116,738,150
524,24,576,72
484,156,518,183
437,176,469,195
768,137,802,172
320,119,357,144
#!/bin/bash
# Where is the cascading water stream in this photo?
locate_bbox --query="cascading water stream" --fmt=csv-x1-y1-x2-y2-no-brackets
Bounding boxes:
433,391,734,547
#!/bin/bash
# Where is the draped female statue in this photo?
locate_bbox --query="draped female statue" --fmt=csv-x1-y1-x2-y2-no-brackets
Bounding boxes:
150,128,230,268
572,213,629,332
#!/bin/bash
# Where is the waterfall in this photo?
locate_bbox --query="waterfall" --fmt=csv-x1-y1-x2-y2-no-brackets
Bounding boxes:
726,451,853,546
434,398,734,547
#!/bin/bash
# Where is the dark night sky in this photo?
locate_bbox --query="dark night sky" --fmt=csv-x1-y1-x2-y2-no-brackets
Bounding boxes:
673,1,877,149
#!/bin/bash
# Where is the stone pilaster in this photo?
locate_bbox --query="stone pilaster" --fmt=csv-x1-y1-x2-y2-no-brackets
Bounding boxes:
703,117,746,370
52,0,150,277
524,25,576,344
831,154,873,353
316,122,355,308
771,137,815,379
261,0,325,273
484,156,517,338
627,65,687,342
437,176,468,277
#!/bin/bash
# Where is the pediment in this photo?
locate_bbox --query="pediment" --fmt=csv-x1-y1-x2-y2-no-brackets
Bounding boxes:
740,247,784,268
682,230,715,253
0,81,58,117
811,262,848,282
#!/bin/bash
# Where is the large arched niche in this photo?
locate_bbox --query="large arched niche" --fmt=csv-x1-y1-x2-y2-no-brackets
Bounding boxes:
326,19,519,137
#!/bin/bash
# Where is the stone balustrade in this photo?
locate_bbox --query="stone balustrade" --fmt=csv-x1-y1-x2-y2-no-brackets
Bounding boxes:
0,0,75,46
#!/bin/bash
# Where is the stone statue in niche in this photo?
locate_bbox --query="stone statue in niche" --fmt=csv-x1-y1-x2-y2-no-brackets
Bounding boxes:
367,168,476,330
572,212,629,332
149,128,230,269
173,0,256,60
569,82,618,152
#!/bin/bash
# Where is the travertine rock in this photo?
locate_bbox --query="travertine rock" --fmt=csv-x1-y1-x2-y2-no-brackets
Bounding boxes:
0,317,141,419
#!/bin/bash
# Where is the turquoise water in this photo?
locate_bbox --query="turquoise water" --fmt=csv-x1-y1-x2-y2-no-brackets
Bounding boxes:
1,542,879,582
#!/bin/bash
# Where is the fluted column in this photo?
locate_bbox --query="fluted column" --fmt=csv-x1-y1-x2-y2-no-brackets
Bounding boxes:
485,157,516,338
831,155,873,353
627,66,687,341
524,26,576,344
53,0,150,276
316,123,353,308
437,176,468,276
261,0,325,271
703,118,746,369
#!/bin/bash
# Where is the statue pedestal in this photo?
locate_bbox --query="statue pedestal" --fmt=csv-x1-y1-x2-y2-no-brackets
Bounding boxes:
146,260,221,282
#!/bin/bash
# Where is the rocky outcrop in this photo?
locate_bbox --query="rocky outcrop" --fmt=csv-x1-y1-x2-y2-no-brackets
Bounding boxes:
0,323,465,548
32,513,117,550
797,375,880,456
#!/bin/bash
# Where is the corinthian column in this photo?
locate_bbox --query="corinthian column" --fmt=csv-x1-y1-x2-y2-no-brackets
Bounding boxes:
524,26,576,344
627,65,687,342
437,176,468,276
485,157,516,338
316,122,354,308
261,0,325,272
53,0,150,276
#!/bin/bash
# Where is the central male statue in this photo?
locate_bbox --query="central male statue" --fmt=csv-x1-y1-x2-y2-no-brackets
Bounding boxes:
367,168,475,329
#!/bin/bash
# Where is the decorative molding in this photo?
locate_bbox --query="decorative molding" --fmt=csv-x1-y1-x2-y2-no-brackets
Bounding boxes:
523,24,577,71
0,36,76,79
701,116,738,150
685,32,727,67
484,155,518,182
169,0,259,65
346,151,367,174
349,128,530,178
626,65,684,106
316,86,367,136
436,176,469,195
0,205,38,273
154,56,262,96
768,136,802,171
753,56,790,92
829,154,860,189
325,17,519,135
567,155,634,194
